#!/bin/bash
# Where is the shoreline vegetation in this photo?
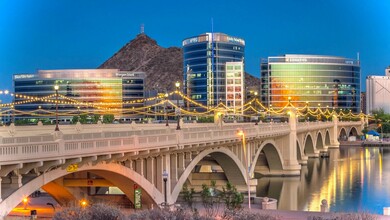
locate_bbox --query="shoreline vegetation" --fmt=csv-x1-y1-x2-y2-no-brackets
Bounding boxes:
52,203,383,220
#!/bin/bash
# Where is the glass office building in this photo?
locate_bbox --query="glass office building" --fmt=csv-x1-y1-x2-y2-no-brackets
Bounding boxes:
183,33,245,109
13,69,145,121
260,55,361,112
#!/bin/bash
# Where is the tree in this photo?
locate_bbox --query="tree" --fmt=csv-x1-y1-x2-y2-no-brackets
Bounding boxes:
201,181,220,218
182,183,195,210
71,116,79,124
79,114,88,124
103,114,115,124
220,182,243,217
92,114,101,123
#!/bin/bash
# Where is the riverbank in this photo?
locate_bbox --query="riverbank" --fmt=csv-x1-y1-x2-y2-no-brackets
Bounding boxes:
6,195,390,220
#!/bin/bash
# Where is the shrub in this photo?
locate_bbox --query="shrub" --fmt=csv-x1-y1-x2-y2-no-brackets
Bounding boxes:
53,203,125,220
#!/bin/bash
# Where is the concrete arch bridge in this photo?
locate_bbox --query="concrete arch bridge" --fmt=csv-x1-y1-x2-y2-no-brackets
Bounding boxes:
0,113,362,217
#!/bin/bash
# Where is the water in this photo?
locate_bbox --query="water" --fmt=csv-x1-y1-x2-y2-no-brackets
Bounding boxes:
256,146,390,214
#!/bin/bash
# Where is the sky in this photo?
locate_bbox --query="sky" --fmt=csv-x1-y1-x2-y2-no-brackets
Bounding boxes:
1,0,389,103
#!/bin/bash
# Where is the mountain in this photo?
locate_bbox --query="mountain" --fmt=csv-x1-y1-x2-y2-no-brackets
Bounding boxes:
99,33,260,92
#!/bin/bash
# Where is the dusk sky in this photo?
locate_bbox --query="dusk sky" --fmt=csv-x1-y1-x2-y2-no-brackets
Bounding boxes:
1,0,389,103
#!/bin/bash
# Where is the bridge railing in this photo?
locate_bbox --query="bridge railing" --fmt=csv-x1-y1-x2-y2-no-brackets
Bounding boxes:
0,121,350,165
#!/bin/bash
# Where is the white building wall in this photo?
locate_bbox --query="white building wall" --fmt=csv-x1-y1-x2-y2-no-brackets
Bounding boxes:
366,76,390,114
386,67,390,76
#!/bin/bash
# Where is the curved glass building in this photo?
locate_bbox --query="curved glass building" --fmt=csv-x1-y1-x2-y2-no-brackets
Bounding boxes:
260,55,361,112
183,33,245,109
13,69,145,121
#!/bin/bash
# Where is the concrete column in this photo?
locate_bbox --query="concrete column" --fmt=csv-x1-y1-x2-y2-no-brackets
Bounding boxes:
0,177,2,202
177,153,185,177
156,155,164,192
170,153,178,188
136,159,144,177
330,114,340,148
11,174,22,188
146,157,155,185
284,109,301,175
185,152,192,167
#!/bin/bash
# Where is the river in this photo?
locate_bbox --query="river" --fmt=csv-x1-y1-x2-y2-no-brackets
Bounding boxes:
256,146,390,214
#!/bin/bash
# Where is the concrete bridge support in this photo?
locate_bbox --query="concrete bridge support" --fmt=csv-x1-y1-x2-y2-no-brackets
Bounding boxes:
329,114,340,148
283,109,301,174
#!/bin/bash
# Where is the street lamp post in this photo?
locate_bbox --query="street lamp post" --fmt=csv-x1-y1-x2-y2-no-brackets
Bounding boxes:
254,92,258,125
379,122,383,141
237,129,251,209
165,93,169,126
175,81,181,130
54,85,60,131
163,170,169,205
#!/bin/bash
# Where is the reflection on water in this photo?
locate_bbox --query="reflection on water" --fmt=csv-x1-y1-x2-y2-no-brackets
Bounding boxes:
256,147,390,214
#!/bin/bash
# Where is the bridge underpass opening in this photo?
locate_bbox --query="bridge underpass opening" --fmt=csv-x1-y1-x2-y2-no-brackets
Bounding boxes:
349,127,358,137
304,135,315,157
186,152,245,192
325,131,331,146
1,163,161,217
43,171,134,208
316,132,324,151
253,143,283,177
339,128,347,141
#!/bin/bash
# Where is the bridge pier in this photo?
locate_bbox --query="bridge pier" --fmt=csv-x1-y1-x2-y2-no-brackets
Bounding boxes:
284,109,301,175
329,114,340,148
10,174,22,189
146,157,155,185
0,178,2,202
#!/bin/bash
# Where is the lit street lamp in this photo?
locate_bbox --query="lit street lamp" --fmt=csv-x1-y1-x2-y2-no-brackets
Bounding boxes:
23,197,28,210
175,81,181,130
165,93,169,126
54,85,60,131
80,199,88,209
379,122,383,141
237,129,251,209
163,170,169,205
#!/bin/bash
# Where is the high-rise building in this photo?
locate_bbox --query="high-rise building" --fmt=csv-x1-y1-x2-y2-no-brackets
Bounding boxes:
360,92,366,114
366,75,390,114
13,69,145,122
182,33,245,110
260,54,361,112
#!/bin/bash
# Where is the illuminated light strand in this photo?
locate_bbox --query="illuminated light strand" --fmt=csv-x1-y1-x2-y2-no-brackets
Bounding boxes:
0,92,373,119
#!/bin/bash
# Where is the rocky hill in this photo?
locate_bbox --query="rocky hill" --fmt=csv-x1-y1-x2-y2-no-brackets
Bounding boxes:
99,34,260,92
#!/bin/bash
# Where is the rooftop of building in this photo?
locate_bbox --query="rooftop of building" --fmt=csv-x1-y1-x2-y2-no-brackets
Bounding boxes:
261,54,359,65
182,32,245,46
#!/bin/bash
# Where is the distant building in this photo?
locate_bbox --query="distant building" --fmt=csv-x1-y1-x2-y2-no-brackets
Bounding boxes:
360,92,366,114
386,66,390,76
13,69,145,122
260,54,361,112
182,33,245,111
366,75,390,114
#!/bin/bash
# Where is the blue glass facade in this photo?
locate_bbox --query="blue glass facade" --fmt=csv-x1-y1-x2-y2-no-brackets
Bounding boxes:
183,33,245,108
260,55,361,113
13,69,145,121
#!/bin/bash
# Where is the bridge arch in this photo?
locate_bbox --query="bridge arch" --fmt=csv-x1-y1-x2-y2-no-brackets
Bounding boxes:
316,131,325,150
0,163,161,217
250,140,284,176
325,130,331,146
171,147,246,203
304,134,315,156
339,127,347,141
348,126,359,137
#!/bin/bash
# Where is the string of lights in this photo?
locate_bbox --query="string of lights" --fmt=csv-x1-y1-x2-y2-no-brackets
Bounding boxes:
0,91,373,119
